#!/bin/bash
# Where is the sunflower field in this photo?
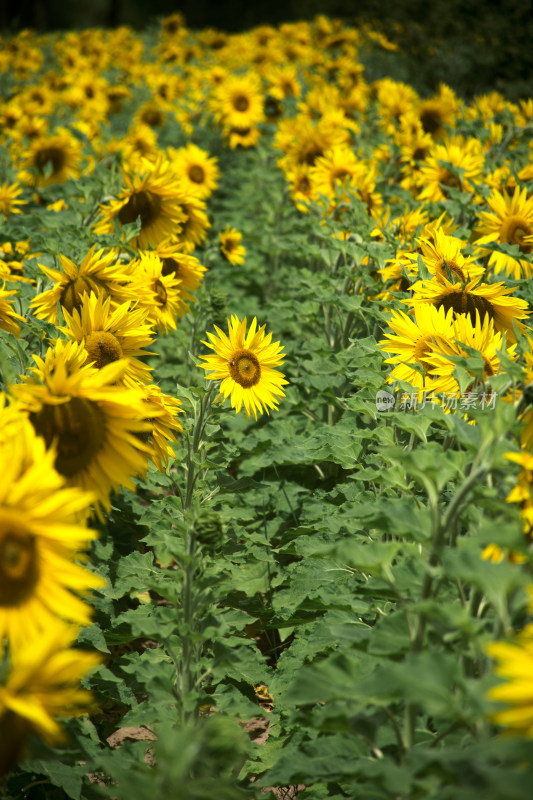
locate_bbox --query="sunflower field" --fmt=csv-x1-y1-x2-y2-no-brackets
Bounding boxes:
2,12,533,800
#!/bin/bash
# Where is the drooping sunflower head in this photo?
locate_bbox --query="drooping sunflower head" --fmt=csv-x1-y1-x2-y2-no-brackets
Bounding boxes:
199,315,288,419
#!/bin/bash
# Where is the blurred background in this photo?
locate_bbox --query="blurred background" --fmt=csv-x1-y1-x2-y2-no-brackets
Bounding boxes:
2,0,532,100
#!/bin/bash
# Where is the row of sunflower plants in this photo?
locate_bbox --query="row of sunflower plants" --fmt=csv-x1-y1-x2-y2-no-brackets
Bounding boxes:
1,11,533,800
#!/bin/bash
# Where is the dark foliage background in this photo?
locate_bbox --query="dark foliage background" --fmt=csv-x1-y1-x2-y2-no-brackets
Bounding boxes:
2,0,533,100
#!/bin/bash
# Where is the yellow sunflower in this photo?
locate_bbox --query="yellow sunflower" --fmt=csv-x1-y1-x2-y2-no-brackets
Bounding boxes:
168,143,220,199
19,128,82,188
474,186,533,279
59,290,157,385
486,619,533,737
219,227,246,265
0,618,101,776
416,136,485,203
416,83,458,140
151,240,206,316
93,157,187,250
0,285,25,336
408,274,529,339
309,146,363,201
30,246,132,324
0,241,39,284
10,340,155,515
0,412,102,653
137,383,183,472
425,311,516,396
0,181,25,219
172,191,210,253
505,452,533,539
199,315,288,419
212,72,265,130
378,304,456,392
404,227,485,284
127,252,183,334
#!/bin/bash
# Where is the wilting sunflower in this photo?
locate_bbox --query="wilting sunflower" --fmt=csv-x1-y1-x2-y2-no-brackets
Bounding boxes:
0,618,101,777
19,128,82,188
408,274,529,339
199,315,288,419
0,181,26,219
93,157,187,250
168,143,220,199
0,413,102,653
10,340,155,514
474,186,533,279
30,245,132,324
486,618,533,737
219,227,246,265
379,304,456,392
60,290,156,385
0,285,25,336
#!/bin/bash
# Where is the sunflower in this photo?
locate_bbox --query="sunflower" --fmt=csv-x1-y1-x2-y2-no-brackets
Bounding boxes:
415,136,485,203
127,251,183,334
425,311,516,396
0,285,25,336
59,290,156,385
0,618,101,776
19,128,82,188
309,146,363,200
213,72,265,131
30,245,132,324
408,274,529,339
219,227,246,265
168,143,220,199
138,383,183,472
404,227,485,284
10,340,155,514
0,241,39,284
199,315,288,419
93,157,187,250
378,304,456,392
474,186,533,279
152,240,206,316
0,412,102,653
416,84,458,140
505,452,533,539
173,191,211,253
0,181,25,219
486,620,533,737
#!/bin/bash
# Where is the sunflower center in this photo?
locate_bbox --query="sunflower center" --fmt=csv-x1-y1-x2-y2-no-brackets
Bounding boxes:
60,275,108,315
229,349,261,388
440,171,461,193
435,259,466,283
233,95,250,112
0,530,39,606
222,236,237,253
34,146,66,176
30,397,106,478
161,256,180,278
85,330,123,367
435,291,494,325
118,191,162,229
501,216,533,253
420,109,443,136
413,336,433,370
154,279,168,306
188,165,205,184
141,108,165,127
